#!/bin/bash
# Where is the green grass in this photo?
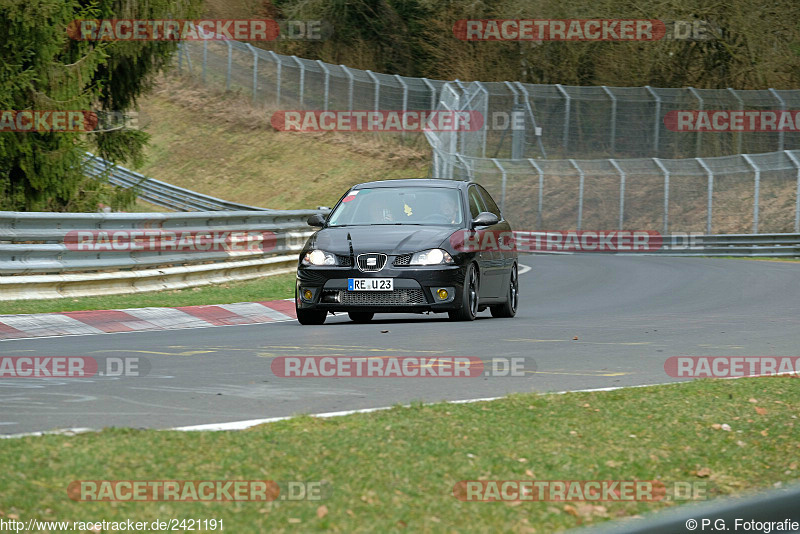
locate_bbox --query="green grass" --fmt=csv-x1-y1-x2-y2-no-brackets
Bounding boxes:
729,257,800,262
0,273,295,315
1,378,798,532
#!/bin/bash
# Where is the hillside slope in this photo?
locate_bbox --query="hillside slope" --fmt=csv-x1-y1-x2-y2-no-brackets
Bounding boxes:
135,76,430,210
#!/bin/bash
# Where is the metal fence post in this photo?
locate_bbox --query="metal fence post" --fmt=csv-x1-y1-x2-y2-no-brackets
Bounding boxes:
516,82,547,158
742,154,760,233
395,75,409,138
225,40,232,90
202,40,207,83
555,84,571,153
569,159,585,230
784,150,800,233
728,88,744,154
697,157,714,235
448,105,458,177
246,44,258,103
184,44,192,73
291,56,305,107
504,82,525,159
769,88,786,152
268,51,281,106
366,70,380,111
528,159,544,230
475,81,489,157
491,159,507,213
609,159,626,230
602,86,617,156
504,81,519,106
431,147,441,177
688,87,704,156
653,158,670,235
317,60,330,111
422,77,436,111
455,154,472,181
341,65,354,111
645,86,661,156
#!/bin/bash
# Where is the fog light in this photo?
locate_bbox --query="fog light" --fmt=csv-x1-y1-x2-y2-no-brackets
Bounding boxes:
437,288,448,299
303,289,313,300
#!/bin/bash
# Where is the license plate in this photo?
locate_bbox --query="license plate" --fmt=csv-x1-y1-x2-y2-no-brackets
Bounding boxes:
348,278,393,291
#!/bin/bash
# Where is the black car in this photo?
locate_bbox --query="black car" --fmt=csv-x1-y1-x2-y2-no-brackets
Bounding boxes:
295,179,519,325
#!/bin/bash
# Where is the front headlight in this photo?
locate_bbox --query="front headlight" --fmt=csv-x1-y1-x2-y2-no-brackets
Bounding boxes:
409,248,454,265
302,249,337,266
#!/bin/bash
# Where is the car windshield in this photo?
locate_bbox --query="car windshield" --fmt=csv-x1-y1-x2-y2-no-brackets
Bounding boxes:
327,187,463,226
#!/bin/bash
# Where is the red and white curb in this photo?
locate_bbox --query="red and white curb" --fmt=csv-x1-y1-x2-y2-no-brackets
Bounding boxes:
0,300,297,341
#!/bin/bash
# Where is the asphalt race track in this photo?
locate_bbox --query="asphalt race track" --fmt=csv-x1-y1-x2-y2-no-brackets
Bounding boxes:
2,255,799,435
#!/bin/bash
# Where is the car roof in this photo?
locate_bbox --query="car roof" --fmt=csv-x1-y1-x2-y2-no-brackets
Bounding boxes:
352,178,468,190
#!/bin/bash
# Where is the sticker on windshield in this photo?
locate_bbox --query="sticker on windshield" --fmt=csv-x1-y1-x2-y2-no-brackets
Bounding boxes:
342,190,359,202
404,203,413,216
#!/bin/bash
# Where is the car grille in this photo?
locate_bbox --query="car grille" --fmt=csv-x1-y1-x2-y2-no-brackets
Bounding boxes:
336,289,427,306
357,253,387,272
336,254,353,267
393,254,412,266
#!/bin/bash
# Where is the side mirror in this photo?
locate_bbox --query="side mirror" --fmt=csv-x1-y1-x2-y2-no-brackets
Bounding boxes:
471,211,499,228
307,213,326,227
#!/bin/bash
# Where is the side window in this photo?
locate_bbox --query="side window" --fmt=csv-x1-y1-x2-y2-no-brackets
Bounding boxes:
467,186,486,218
477,185,502,219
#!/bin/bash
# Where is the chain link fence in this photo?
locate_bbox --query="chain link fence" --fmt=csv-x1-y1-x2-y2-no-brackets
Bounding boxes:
177,42,800,159
433,148,800,234
175,42,800,233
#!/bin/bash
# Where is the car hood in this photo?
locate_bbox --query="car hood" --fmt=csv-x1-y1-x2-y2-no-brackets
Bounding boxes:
308,225,456,255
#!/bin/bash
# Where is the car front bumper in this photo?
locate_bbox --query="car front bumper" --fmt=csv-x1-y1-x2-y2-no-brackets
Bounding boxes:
296,263,467,313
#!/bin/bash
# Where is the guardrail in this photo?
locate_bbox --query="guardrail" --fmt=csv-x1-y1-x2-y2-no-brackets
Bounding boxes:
639,233,800,257
2,211,797,301
0,210,325,300
84,153,269,212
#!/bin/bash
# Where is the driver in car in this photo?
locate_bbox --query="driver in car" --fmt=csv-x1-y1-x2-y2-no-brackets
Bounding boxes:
366,196,395,223
441,196,459,224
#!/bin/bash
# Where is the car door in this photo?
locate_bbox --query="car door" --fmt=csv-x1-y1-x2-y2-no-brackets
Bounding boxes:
467,185,501,298
476,184,514,294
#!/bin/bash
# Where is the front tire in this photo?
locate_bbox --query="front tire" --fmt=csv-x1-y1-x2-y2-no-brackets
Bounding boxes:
348,312,374,323
491,263,519,318
449,263,479,321
297,308,327,325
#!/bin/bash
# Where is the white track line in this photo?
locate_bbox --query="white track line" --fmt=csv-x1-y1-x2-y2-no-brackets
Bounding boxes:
0,381,683,438
9,370,791,439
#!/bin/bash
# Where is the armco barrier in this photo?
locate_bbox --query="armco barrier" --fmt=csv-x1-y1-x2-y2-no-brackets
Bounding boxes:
640,233,800,257
84,153,269,212
0,210,325,300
